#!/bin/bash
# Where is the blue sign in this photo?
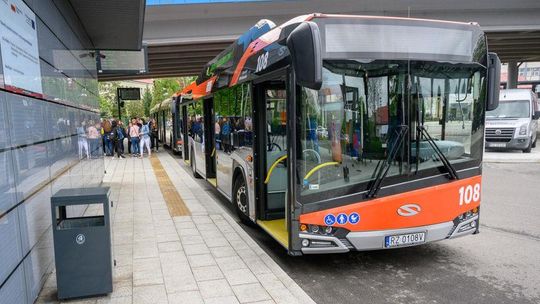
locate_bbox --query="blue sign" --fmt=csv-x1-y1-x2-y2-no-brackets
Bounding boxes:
349,212,360,224
336,213,348,225
324,214,336,226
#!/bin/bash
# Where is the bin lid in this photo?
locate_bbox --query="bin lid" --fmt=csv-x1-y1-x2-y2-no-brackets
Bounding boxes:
51,187,110,205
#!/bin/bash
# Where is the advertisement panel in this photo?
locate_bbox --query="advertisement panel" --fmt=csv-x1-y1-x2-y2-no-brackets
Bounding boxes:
0,0,42,94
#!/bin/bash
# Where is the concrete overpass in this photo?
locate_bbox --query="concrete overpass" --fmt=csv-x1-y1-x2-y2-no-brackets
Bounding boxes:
99,0,540,81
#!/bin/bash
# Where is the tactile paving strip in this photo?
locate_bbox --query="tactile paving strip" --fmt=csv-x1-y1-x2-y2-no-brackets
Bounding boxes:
149,155,191,216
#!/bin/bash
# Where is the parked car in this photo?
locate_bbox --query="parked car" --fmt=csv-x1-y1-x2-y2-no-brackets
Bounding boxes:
485,89,540,153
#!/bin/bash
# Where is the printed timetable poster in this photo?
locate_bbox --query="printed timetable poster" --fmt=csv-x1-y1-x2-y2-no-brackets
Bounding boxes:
0,0,42,94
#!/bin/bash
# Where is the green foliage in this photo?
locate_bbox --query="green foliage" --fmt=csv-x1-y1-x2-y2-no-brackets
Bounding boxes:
151,77,196,108
99,81,123,119
99,96,113,118
99,77,196,121
142,89,152,117
125,100,145,119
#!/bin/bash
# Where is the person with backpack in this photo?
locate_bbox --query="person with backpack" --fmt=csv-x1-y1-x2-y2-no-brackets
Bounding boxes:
221,117,232,153
102,119,113,156
118,121,127,155
111,120,125,158
139,118,152,158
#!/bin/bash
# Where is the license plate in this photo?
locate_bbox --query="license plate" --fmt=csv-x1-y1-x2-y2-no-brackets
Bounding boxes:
385,232,426,248
489,143,506,148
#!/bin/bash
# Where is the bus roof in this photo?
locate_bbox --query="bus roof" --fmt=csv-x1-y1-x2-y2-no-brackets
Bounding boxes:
150,96,174,114
179,13,483,101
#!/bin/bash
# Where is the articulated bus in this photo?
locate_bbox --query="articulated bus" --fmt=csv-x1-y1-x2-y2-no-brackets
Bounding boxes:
150,96,183,154
176,14,501,255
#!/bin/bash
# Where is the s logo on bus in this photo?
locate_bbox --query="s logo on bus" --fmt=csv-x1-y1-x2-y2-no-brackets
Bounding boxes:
75,234,86,245
397,204,421,217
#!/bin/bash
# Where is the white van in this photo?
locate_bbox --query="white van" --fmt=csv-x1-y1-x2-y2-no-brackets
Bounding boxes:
485,89,540,153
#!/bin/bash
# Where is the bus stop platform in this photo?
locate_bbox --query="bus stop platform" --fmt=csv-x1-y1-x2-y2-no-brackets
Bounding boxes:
36,152,314,304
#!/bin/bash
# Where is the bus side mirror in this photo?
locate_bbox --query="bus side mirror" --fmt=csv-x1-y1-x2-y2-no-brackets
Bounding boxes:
533,111,540,120
287,21,322,91
487,52,501,111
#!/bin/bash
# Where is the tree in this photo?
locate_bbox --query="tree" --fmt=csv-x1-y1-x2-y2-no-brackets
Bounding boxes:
142,88,152,117
99,95,113,118
151,77,197,108
125,99,145,119
98,77,196,120
99,81,123,119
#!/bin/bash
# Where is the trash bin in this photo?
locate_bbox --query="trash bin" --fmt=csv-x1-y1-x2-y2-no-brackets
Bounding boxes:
51,187,112,300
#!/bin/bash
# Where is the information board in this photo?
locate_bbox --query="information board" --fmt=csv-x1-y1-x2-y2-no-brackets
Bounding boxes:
0,0,42,94
118,88,141,100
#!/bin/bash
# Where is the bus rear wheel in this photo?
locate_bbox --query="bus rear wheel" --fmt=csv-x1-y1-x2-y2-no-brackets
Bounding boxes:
233,176,251,224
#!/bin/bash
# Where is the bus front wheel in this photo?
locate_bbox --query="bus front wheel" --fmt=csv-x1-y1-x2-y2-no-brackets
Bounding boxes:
233,176,251,224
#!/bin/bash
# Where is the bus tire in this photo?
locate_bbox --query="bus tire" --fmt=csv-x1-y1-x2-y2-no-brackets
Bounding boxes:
233,176,251,224
191,149,202,178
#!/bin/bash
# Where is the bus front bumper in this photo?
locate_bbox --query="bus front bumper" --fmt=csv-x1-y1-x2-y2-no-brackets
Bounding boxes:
299,215,479,254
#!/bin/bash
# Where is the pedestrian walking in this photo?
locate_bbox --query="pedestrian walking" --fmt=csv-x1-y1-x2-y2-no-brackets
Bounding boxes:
139,118,151,158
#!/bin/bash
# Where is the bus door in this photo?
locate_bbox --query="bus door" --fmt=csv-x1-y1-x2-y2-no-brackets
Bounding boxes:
161,111,166,145
203,97,217,180
253,75,290,248
182,105,189,161
172,99,179,152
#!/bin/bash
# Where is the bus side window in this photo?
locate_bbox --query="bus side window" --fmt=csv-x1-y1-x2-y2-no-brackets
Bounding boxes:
233,84,253,148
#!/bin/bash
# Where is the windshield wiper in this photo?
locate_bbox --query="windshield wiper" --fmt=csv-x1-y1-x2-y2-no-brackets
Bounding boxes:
417,125,459,180
365,125,408,199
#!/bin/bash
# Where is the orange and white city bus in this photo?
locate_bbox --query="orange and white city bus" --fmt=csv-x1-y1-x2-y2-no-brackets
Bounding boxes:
176,14,501,255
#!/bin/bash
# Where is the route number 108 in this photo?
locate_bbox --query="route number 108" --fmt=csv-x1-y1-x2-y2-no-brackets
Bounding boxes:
458,184,481,205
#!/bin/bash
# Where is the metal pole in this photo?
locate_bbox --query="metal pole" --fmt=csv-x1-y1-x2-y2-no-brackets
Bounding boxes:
507,61,518,89
117,88,122,121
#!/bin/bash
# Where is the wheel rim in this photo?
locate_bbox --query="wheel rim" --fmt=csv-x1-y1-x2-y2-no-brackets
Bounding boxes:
236,183,248,214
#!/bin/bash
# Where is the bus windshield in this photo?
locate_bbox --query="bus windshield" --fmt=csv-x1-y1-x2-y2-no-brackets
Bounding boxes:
297,59,486,203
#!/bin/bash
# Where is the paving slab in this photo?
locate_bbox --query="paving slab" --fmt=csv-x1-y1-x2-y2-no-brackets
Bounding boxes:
36,152,314,304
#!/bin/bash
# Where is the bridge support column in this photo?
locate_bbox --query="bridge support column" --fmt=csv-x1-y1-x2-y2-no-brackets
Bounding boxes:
507,61,518,89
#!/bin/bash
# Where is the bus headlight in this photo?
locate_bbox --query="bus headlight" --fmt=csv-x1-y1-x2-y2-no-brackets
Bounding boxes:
324,226,333,234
